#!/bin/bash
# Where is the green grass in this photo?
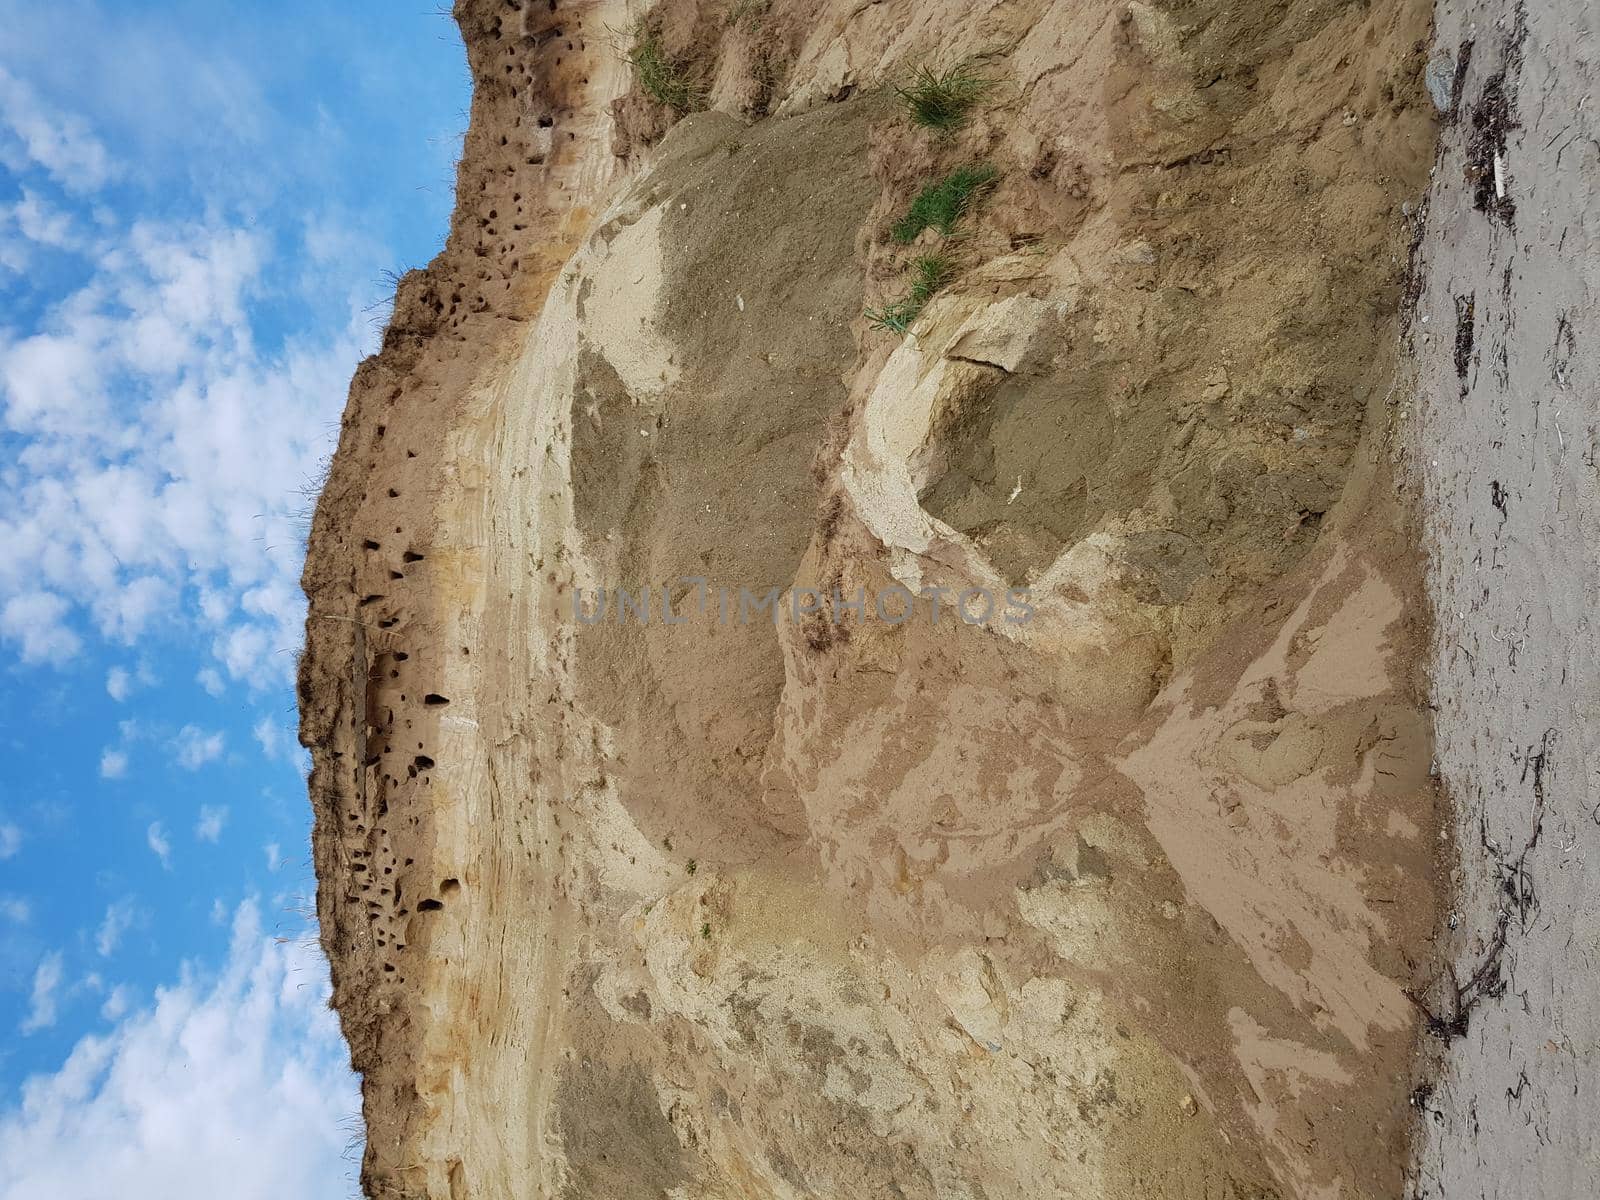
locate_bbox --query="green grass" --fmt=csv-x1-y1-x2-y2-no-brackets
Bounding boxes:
906,254,956,303
895,64,994,132
891,165,999,244
629,25,697,111
865,254,956,334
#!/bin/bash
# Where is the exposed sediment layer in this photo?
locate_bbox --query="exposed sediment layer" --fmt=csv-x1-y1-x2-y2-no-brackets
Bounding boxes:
301,2,1459,1196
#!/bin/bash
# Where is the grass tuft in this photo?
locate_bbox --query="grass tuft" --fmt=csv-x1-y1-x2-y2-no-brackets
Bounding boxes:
726,0,770,27
865,253,956,334
629,24,698,111
891,165,999,244
895,64,994,132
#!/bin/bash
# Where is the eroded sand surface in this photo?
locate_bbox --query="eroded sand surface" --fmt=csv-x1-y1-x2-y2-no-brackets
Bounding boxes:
296,1,1570,1196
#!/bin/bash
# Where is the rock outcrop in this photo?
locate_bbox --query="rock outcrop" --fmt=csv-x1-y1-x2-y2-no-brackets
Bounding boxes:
301,2,1454,1196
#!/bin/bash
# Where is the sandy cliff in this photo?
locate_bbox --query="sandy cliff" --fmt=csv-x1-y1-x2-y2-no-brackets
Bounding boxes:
299,1,1483,1196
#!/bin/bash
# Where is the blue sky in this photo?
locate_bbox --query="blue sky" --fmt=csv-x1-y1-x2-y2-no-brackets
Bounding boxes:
0,3,468,1194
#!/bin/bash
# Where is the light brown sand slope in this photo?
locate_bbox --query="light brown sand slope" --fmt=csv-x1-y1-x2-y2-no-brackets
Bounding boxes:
300,2,1464,1196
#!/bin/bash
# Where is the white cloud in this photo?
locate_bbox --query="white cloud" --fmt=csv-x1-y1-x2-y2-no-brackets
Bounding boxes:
104,666,131,701
0,205,358,685
0,66,115,193
94,899,136,958
98,748,127,780
263,843,281,873
144,822,171,870
254,716,309,777
194,806,227,844
0,232,26,274
124,660,157,695
195,667,224,698
100,576,173,644
0,591,82,665
0,188,81,272
99,984,131,1022
0,896,30,923
20,950,64,1035
0,1,439,699
169,725,224,771
252,716,289,761
0,902,359,1200
0,822,20,860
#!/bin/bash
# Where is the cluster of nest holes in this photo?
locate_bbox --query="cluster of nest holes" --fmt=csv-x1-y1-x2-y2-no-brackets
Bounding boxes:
342,685,462,984
428,1,597,336
337,527,467,984
369,5,603,347
357,539,427,625
334,0,596,982
344,839,412,980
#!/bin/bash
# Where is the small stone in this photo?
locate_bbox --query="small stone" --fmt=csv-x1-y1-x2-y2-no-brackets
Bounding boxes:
1117,238,1156,265
1180,1093,1198,1117
1201,369,1230,403
1054,833,1111,884
1424,51,1457,113
1161,900,1179,921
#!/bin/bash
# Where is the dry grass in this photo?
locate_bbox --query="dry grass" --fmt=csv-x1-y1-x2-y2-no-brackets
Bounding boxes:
627,23,699,111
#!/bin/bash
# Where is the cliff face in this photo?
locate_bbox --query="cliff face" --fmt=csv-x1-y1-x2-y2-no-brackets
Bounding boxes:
300,2,1448,1197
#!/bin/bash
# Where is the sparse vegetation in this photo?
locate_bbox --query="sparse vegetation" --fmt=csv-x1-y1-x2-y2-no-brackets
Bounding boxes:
906,254,955,307
866,254,956,334
895,64,994,132
892,164,1000,244
628,23,698,111
700,921,712,940
868,163,1000,334
726,0,770,28
863,302,914,335
686,858,698,876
